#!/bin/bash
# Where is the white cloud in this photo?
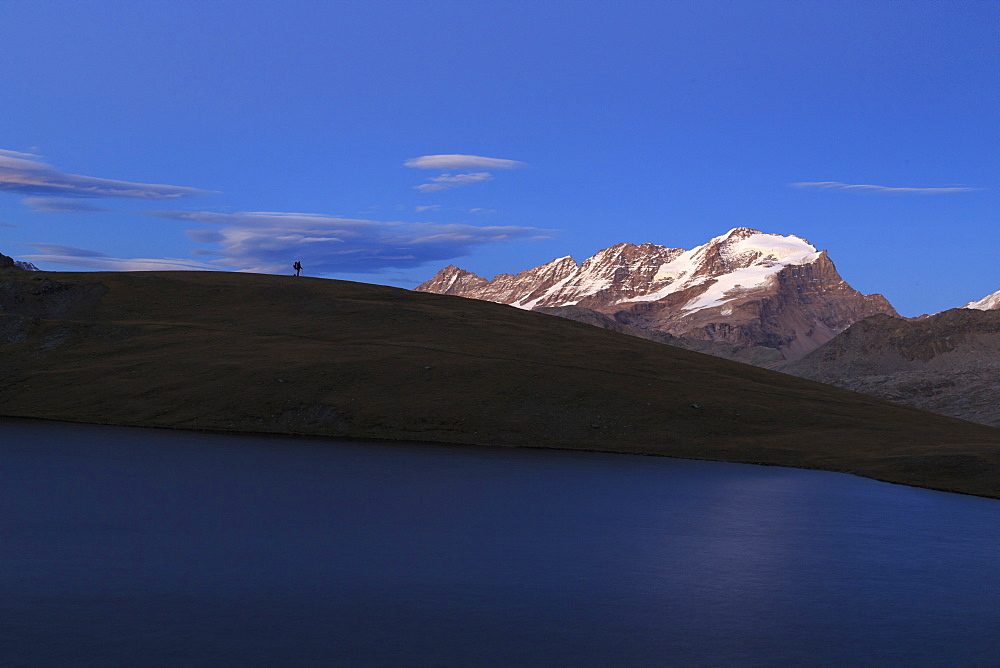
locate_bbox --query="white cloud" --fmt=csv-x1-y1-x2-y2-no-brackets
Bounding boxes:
0,149,39,160
145,209,555,274
21,243,220,271
791,181,978,194
416,205,495,214
406,155,525,193
413,172,493,193
0,148,207,199
404,154,527,170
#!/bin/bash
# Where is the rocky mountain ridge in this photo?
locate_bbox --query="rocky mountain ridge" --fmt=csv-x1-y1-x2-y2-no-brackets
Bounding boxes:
778,308,1000,427
417,228,897,358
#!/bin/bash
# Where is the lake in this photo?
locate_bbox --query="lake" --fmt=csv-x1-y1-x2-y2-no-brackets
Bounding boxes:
3,418,999,666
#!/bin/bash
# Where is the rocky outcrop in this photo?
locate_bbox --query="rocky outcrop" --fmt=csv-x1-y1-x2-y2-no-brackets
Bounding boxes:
778,308,1000,427
0,251,38,272
417,228,897,358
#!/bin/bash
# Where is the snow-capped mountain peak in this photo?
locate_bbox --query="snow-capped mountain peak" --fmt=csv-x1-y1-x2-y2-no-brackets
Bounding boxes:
633,228,821,312
964,289,1000,311
416,228,895,357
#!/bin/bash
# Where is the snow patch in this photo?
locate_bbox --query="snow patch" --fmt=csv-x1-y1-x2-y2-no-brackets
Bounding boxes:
682,234,819,312
631,230,820,312
682,265,782,311
964,289,1000,311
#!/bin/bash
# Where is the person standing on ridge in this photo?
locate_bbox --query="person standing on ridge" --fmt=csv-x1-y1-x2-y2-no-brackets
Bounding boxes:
293,261,302,277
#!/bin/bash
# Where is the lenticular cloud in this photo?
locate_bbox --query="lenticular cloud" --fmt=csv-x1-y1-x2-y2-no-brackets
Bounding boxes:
19,242,219,271
413,172,493,192
790,181,976,194
404,154,526,170
0,149,206,200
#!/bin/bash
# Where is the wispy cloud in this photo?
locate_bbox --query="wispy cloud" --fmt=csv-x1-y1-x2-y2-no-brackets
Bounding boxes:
791,181,978,194
0,221,18,228
20,243,220,271
23,197,109,213
0,148,208,199
413,172,493,193
145,210,555,274
27,243,109,257
416,205,496,214
404,154,527,170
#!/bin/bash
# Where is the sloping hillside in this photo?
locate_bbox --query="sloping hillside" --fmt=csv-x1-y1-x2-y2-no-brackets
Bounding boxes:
3,269,1000,497
779,309,1000,427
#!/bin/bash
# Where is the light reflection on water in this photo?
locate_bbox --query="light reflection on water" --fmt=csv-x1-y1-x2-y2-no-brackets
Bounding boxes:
3,418,999,666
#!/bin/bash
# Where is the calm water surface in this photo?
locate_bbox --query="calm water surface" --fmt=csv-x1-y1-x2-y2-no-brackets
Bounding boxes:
3,418,999,666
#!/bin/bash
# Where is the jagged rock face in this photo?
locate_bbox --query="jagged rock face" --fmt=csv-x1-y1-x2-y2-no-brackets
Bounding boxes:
612,251,898,359
965,289,1000,311
417,244,683,308
0,252,15,270
418,265,490,296
416,228,897,358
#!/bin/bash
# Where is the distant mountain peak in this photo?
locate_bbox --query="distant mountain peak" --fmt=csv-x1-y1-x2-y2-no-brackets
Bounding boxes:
964,289,1000,311
416,229,896,358
1,251,38,271
721,226,763,240
0,253,40,271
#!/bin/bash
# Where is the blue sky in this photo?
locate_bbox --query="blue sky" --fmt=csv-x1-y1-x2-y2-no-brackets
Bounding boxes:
1,0,996,316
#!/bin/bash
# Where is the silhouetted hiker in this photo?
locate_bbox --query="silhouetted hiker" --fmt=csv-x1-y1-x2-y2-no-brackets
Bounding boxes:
293,261,302,277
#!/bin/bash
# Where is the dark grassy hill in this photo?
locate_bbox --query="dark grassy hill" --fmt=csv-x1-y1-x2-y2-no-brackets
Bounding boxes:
3,269,1000,498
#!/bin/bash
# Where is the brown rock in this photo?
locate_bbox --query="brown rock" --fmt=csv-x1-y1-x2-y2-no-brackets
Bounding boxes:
778,308,1000,427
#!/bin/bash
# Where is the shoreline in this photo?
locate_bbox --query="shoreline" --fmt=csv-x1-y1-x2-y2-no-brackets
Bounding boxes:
5,412,998,502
